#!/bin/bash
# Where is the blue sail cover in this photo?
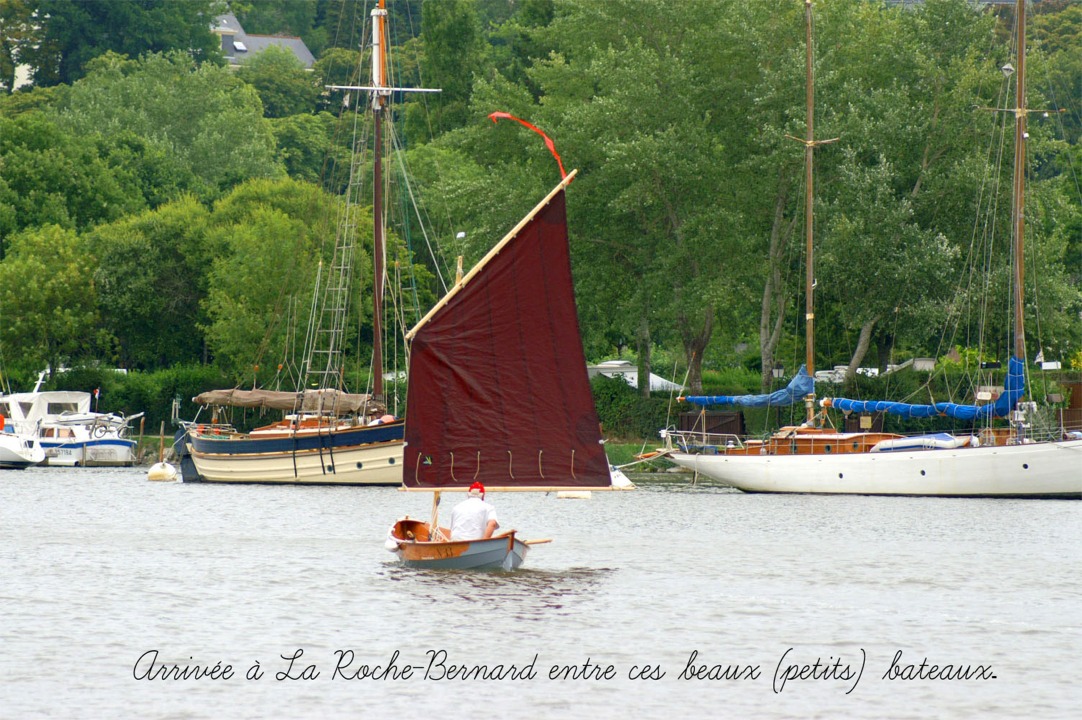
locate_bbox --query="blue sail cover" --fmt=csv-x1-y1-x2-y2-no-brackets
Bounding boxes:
826,356,1025,421
684,366,815,407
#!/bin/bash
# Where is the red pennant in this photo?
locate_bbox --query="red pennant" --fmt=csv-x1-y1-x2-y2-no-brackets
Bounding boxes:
488,112,567,179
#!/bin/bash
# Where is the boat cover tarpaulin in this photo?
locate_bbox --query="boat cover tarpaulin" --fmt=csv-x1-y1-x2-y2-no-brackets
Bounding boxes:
826,356,1025,420
684,366,815,407
403,183,611,489
193,388,385,415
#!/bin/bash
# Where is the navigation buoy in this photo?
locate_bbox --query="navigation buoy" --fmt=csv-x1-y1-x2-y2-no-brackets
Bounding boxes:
147,461,177,482
147,420,177,481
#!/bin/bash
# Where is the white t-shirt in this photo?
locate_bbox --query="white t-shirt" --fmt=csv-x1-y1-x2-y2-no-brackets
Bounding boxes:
449,496,498,540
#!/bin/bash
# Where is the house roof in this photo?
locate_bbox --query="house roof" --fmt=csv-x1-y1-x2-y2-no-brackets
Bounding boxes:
212,13,315,69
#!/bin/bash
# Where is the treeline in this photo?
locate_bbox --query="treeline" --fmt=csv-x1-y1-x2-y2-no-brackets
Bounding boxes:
0,0,1079,407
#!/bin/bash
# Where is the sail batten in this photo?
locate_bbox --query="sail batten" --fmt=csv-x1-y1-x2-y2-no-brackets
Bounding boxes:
403,179,610,490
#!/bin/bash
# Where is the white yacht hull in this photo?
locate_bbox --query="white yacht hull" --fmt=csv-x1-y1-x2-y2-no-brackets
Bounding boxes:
42,438,138,467
671,439,1082,498
0,433,46,469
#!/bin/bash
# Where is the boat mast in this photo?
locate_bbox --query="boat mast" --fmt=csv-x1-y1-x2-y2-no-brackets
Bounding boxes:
325,2,439,404
371,0,388,400
1010,0,1026,362
792,0,836,425
803,0,816,425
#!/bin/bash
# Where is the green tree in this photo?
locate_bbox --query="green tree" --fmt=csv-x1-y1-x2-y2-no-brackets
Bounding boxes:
421,0,484,132
0,0,36,94
270,112,341,184
523,0,743,394
26,0,222,88
237,0,317,40
201,178,340,382
237,45,320,118
0,225,98,373
0,112,146,256
52,52,283,202
87,196,213,370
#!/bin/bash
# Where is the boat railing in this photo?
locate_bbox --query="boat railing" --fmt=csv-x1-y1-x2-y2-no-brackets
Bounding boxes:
662,429,746,454
179,419,237,436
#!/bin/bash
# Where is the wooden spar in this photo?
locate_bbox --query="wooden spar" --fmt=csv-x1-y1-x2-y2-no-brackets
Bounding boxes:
429,491,443,540
786,0,837,425
371,0,387,399
803,0,815,400
405,170,579,341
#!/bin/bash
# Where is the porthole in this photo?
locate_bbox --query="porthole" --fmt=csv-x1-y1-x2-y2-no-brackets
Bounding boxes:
824,445,832,454
1022,463,1029,470
920,470,926,476
355,462,363,470
838,473,844,479
388,457,396,465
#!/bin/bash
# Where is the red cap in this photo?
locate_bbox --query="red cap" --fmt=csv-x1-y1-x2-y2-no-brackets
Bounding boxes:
468,481,485,497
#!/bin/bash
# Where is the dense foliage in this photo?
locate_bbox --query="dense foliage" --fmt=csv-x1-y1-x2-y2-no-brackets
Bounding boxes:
0,0,1079,436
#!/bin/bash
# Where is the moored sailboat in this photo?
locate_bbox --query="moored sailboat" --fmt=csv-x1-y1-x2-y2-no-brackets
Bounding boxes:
175,1,431,485
664,0,1082,497
386,170,627,570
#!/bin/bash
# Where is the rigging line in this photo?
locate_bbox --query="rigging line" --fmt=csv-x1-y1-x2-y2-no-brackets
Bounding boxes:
1039,59,1082,203
386,121,450,294
383,125,430,318
949,68,1011,396
663,356,687,433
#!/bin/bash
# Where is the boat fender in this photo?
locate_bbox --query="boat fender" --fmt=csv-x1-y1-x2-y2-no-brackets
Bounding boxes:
383,528,401,552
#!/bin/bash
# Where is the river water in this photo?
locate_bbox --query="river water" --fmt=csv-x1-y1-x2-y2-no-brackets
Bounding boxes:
1,466,1079,719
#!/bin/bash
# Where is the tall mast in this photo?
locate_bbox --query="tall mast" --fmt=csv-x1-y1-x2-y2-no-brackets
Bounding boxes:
326,3,439,405
371,0,388,399
1010,0,1026,361
790,0,836,425
803,0,816,424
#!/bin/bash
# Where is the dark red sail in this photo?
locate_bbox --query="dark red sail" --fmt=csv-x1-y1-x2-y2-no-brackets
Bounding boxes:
403,177,611,489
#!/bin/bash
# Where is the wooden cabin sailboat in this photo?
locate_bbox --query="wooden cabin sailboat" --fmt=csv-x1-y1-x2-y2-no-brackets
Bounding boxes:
664,0,1082,497
175,1,433,485
386,171,625,570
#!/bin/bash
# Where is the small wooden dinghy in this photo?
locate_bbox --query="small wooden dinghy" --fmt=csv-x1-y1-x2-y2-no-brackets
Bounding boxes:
386,170,621,570
386,517,537,571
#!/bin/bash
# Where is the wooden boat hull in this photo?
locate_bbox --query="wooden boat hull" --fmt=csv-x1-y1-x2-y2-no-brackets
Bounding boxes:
671,438,1082,498
178,421,404,485
387,519,530,571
